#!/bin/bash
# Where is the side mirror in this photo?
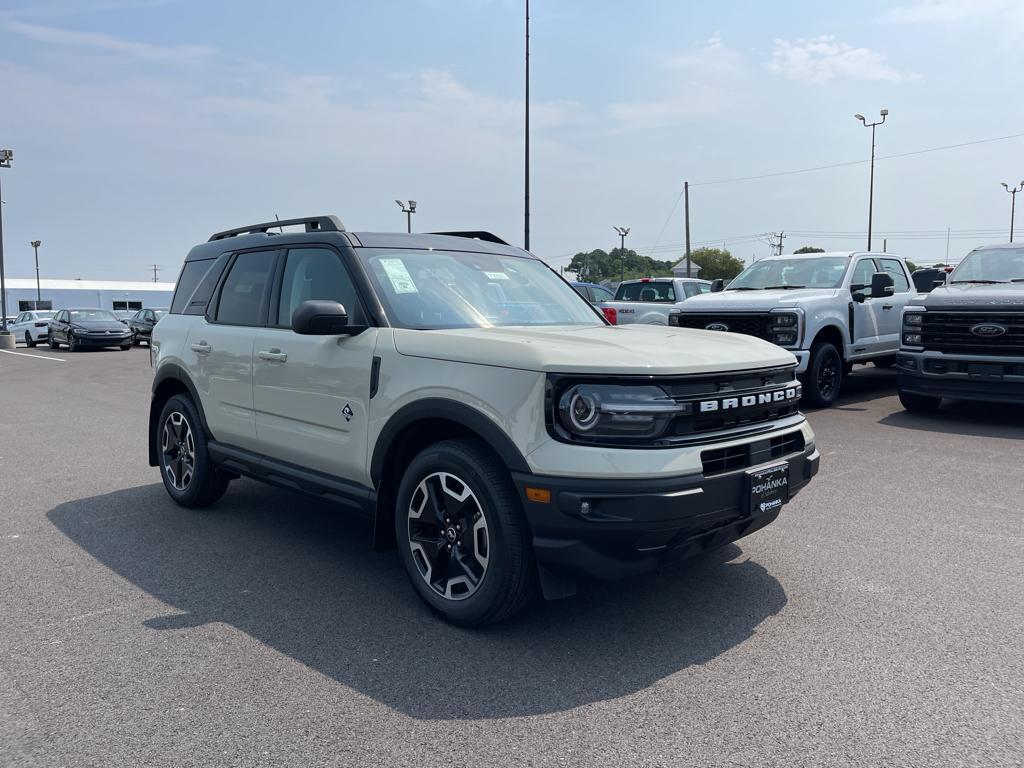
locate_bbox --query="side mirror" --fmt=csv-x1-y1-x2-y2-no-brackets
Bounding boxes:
870,271,895,299
851,291,866,304
710,279,725,293
291,300,363,336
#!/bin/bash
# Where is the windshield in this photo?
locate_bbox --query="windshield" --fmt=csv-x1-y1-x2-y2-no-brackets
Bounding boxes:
614,281,675,302
728,257,850,290
359,249,602,329
69,309,118,322
949,247,1024,283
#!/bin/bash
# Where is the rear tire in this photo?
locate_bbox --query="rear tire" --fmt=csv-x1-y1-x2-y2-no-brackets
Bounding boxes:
801,342,844,408
156,394,229,508
25,332,36,348
898,389,941,412
395,438,534,627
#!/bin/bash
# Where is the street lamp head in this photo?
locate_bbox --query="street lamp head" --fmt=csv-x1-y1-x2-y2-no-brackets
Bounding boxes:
1003,182,1010,190
31,240,41,248
880,108,889,116
394,199,404,209
408,200,417,212
0,148,12,167
854,114,865,122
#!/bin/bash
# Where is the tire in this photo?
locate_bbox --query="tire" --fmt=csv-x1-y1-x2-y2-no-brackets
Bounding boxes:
156,394,230,508
48,336,58,350
67,333,78,352
25,332,36,348
801,341,844,408
874,357,896,368
395,438,534,627
132,333,140,347
899,389,941,412
120,344,131,351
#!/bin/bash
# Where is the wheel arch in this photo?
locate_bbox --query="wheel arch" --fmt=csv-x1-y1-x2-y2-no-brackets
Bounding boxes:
809,324,846,358
148,365,213,466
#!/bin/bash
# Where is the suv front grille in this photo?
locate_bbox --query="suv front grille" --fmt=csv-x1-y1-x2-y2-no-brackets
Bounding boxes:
671,313,774,341
921,311,1024,355
701,431,805,476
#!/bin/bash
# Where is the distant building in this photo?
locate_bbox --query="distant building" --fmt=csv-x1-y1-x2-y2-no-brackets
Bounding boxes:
2,278,175,314
670,260,702,278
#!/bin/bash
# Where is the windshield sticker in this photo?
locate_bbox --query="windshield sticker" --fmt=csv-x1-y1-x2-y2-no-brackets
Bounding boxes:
379,258,419,294
483,271,510,281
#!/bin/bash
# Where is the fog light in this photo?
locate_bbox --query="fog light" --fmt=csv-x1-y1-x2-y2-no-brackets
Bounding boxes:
580,500,592,516
903,333,923,345
773,331,797,346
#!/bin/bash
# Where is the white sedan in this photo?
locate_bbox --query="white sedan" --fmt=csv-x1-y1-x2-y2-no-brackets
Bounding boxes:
8,310,57,347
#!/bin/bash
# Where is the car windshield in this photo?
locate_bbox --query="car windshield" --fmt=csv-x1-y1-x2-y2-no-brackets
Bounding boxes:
69,309,118,321
358,249,602,329
614,281,675,302
949,247,1024,283
727,257,850,290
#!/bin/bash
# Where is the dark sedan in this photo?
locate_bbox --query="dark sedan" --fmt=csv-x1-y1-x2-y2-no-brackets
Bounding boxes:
127,307,167,346
48,308,134,351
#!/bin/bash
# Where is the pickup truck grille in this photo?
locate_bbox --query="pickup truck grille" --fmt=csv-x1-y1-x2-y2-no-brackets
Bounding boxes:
921,311,1024,356
670,313,774,341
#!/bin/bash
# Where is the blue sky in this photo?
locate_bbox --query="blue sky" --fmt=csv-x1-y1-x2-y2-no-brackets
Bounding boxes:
1,0,1023,280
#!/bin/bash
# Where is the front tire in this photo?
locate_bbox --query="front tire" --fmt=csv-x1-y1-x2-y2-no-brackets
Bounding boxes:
67,333,78,352
899,389,941,412
156,394,229,508
395,439,534,627
801,341,844,408
48,336,58,350
120,343,131,351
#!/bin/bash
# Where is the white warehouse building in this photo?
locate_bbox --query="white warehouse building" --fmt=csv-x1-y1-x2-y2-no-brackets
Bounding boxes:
2,278,175,315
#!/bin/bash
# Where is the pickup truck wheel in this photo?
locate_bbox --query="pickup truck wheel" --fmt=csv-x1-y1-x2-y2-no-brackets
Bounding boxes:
396,438,534,627
157,394,229,508
898,390,941,412
802,342,843,408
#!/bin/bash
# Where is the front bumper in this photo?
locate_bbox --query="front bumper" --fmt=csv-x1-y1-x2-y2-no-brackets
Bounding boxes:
72,333,132,347
897,350,1024,404
792,349,809,374
512,444,819,583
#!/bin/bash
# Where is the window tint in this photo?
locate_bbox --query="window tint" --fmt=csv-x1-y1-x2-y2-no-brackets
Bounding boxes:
215,250,276,326
277,248,364,327
185,254,231,316
879,259,910,292
851,259,877,290
615,282,676,302
593,286,614,301
170,259,214,314
14,313,25,324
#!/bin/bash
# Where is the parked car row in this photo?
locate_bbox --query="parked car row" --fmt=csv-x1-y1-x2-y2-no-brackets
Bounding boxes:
6,307,167,350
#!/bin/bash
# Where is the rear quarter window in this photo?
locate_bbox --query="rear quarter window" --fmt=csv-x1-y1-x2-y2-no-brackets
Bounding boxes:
170,254,231,315
614,282,676,302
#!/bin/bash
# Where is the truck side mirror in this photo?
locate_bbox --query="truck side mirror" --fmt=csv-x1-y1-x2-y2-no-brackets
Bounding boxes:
710,279,725,293
291,300,364,335
870,272,895,299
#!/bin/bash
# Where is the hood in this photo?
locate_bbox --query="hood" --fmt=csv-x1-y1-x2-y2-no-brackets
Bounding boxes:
922,282,1024,309
392,324,795,375
70,319,129,331
679,288,841,311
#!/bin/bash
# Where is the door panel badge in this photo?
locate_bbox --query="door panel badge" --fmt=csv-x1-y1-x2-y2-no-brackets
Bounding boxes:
342,404,354,422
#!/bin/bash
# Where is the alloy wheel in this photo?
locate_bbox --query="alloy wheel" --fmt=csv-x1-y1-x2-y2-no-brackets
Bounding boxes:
817,351,840,399
407,471,489,601
161,411,196,491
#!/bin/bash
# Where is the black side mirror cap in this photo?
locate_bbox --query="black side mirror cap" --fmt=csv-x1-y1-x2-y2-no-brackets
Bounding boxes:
291,300,365,335
851,292,866,303
710,279,725,293
870,271,895,299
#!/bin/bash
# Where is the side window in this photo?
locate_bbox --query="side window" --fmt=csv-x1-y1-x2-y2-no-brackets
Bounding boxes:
276,248,364,327
215,250,276,326
697,283,711,294
851,259,877,291
170,259,214,314
880,259,910,292
14,313,25,324
594,286,614,302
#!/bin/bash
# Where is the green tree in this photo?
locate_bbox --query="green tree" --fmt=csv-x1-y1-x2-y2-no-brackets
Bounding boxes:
568,248,674,283
906,261,920,272
793,246,825,254
690,247,745,281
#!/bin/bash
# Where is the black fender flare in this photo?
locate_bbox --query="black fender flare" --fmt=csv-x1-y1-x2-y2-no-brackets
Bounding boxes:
148,364,214,466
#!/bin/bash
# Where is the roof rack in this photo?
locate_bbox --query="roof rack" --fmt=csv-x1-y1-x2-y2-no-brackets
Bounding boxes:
208,215,345,242
428,231,510,246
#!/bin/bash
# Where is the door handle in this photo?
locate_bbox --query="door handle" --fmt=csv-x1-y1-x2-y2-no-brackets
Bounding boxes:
257,349,287,363
882,304,894,310
190,341,212,354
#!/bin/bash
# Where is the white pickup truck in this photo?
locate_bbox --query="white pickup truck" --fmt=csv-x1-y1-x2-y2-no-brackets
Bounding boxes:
669,251,917,408
603,277,712,325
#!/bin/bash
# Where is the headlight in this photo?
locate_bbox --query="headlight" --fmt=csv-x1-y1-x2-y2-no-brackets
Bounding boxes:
904,313,923,326
772,313,798,327
556,384,686,441
769,312,800,346
772,330,798,346
903,332,923,345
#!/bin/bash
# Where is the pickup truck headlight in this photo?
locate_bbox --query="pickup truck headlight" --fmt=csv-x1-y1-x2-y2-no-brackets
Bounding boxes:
769,312,800,347
556,384,687,441
904,313,923,326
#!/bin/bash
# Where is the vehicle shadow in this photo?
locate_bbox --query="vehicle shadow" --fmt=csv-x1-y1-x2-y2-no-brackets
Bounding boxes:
879,400,1024,440
804,364,897,413
48,481,787,720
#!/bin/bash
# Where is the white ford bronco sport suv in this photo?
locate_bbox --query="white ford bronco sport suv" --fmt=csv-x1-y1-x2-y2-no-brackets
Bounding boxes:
669,252,916,407
149,216,819,626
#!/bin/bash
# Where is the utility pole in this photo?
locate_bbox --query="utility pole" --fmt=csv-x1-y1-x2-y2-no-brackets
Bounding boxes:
523,0,530,251
150,264,161,283
613,226,630,284
854,109,888,251
1002,181,1024,242
0,149,12,335
683,181,691,278
31,240,41,307
883,238,887,253
945,227,951,261
394,200,416,232
770,231,785,256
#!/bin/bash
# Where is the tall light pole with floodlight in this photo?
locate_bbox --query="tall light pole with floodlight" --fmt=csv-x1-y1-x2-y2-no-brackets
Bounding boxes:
1001,181,1024,243
0,149,12,336
395,199,417,233
31,240,42,307
613,226,630,284
854,108,888,251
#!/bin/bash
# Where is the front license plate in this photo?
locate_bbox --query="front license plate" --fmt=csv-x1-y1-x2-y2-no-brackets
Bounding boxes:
747,463,789,516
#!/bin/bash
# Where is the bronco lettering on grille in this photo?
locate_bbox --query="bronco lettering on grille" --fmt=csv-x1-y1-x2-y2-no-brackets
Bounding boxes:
699,386,800,413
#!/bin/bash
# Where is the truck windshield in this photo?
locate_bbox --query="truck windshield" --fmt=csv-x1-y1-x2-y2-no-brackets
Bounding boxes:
614,281,675,302
358,249,603,329
727,257,850,290
950,247,1024,283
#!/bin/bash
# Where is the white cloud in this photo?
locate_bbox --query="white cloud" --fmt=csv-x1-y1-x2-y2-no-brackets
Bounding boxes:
5,20,217,63
767,36,919,84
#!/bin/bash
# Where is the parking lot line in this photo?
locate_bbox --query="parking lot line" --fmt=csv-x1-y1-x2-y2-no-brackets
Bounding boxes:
0,349,66,362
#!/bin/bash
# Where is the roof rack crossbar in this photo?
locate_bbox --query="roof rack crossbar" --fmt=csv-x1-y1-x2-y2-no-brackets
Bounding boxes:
208,215,345,242
428,231,510,246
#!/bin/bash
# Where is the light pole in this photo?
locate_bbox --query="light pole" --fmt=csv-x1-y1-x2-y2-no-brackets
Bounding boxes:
0,149,12,336
31,240,41,308
854,108,888,251
395,199,416,233
1001,181,1024,242
613,226,630,284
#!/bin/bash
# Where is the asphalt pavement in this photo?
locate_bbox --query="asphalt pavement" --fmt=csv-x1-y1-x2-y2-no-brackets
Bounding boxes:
1,343,1021,767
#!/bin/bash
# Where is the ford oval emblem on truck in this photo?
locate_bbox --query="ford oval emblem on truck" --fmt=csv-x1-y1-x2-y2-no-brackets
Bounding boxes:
970,323,1007,337
705,322,730,332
